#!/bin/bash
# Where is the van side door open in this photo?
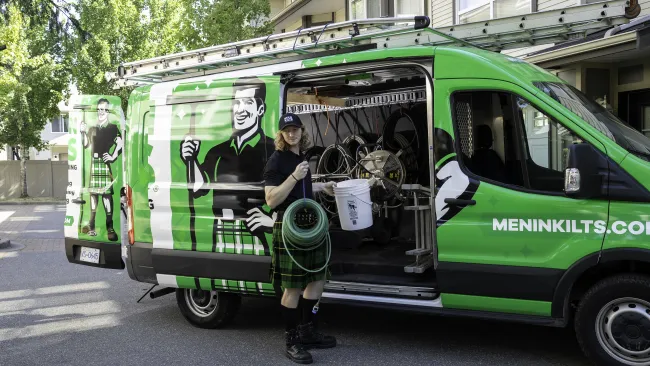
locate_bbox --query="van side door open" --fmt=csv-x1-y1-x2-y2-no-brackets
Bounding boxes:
433,79,610,315
65,95,126,269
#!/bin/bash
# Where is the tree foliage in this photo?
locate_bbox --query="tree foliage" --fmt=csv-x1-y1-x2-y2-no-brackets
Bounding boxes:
179,0,273,50
0,4,68,153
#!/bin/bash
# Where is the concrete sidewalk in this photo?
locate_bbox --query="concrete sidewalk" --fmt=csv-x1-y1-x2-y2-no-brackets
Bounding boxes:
0,204,65,252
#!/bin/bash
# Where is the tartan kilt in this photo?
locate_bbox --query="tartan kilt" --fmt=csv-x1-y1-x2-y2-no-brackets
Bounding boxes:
270,212,330,289
88,157,114,195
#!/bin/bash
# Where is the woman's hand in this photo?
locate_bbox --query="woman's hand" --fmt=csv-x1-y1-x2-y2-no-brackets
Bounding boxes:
292,161,309,180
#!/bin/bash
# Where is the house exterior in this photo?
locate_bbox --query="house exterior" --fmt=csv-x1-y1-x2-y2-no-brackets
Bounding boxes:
268,0,650,135
0,101,70,161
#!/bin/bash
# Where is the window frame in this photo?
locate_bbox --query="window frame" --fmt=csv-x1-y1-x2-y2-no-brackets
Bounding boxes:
348,0,426,20
455,0,535,25
449,88,587,197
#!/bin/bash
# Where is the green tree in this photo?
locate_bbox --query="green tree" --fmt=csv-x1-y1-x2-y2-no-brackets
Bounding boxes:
0,4,68,197
69,0,186,105
179,0,273,50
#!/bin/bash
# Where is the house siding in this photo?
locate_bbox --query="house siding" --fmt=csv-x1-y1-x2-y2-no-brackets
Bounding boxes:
538,0,576,11
431,0,454,27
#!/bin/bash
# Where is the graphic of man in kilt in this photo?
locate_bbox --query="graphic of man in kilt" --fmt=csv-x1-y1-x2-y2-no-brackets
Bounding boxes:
80,98,123,241
180,77,277,254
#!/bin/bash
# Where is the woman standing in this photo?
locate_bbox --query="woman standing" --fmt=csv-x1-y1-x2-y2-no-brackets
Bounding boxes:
263,113,337,364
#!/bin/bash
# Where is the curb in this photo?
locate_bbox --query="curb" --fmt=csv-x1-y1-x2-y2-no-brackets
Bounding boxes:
0,200,66,206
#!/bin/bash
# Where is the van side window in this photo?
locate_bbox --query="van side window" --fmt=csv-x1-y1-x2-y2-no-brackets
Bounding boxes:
453,91,581,194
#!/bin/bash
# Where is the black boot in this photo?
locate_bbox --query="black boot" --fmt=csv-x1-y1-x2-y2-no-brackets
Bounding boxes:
298,321,336,349
286,328,313,364
283,305,313,364
298,298,336,349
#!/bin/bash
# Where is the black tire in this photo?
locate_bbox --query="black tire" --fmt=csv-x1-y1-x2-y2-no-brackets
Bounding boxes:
175,288,241,329
575,274,650,366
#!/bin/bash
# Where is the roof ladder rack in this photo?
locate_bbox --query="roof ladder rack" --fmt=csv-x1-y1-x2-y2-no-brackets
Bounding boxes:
106,0,640,89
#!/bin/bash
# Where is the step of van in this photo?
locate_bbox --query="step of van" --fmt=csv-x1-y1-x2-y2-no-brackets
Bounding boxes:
330,272,436,288
324,279,438,299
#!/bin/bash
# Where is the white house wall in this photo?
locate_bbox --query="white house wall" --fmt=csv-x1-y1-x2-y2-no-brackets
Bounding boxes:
431,0,453,27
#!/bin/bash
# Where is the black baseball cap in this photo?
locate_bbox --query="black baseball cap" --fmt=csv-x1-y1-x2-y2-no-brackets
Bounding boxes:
279,113,303,130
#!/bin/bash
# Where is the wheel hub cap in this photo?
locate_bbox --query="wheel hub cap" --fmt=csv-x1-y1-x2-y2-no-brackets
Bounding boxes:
597,298,650,365
185,289,218,318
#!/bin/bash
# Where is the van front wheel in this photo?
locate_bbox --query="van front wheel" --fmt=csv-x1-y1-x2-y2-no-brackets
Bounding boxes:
176,288,241,329
575,274,650,366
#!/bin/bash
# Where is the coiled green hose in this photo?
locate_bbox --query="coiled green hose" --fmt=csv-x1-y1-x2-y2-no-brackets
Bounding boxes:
281,198,331,273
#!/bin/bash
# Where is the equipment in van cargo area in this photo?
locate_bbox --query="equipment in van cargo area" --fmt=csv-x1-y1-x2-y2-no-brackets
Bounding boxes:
63,3,650,365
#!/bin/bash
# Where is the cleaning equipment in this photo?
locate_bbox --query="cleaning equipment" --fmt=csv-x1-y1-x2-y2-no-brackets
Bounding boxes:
281,177,332,273
333,179,373,231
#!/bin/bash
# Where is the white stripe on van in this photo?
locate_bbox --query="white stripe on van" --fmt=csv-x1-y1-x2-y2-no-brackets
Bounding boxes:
64,95,85,240
150,83,176,250
156,274,178,288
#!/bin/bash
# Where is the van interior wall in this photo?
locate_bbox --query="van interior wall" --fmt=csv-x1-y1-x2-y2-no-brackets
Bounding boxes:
286,97,433,285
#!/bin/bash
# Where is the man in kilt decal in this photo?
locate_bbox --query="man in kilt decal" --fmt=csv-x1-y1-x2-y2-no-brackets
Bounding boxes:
80,98,123,241
263,113,337,364
180,77,277,254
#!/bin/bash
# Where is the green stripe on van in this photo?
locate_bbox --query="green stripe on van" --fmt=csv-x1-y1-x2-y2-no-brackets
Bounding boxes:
441,293,551,316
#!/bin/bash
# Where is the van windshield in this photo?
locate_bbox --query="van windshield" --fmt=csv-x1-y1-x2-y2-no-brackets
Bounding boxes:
534,81,650,161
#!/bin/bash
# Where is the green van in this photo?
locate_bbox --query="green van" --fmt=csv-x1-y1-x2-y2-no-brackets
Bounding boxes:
64,11,650,365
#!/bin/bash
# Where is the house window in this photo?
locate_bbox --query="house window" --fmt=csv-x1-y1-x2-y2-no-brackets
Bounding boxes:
457,0,532,24
349,0,425,20
51,115,69,133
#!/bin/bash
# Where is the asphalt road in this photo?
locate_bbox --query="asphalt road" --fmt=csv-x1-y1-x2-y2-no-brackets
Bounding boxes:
0,204,591,366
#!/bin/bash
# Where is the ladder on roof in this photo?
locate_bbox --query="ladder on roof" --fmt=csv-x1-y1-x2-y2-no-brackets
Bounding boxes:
106,0,640,89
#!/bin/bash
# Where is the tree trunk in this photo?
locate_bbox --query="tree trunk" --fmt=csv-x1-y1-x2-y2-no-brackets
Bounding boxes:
20,150,28,198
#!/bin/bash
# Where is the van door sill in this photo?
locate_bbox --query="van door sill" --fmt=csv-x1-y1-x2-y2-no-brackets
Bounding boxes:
324,280,438,299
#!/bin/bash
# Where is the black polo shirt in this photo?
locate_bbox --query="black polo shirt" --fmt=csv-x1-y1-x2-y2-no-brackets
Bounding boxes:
263,150,314,211
88,123,120,156
198,132,275,217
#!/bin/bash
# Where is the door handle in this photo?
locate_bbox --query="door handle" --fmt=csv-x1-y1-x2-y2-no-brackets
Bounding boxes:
444,198,476,206
72,198,86,205
247,198,266,204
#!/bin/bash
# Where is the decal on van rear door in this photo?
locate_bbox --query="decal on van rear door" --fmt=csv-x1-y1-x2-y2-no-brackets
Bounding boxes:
65,95,124,243
146,77,280,254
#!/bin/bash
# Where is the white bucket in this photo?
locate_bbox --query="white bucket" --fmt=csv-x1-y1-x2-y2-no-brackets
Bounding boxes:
333,179,373,231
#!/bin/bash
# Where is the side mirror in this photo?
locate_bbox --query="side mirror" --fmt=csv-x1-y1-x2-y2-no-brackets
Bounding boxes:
564,143,607,199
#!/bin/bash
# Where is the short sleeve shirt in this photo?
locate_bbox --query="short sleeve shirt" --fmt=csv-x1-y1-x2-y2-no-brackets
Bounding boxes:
263,150,313,211
89,123,121,156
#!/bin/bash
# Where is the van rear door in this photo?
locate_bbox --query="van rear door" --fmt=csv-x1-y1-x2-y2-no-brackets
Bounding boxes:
64,95,125,269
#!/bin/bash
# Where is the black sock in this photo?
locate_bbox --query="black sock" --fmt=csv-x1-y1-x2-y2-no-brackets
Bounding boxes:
283,305,300,332
300,297,319,325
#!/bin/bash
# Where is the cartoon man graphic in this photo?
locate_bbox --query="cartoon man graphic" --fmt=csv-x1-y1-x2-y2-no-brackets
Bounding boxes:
180,77,277,253
80,98,123,241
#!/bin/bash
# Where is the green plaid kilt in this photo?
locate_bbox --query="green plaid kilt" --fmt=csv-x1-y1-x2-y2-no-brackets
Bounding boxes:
212,218,267,256
88,157,114,195
271,212,330,289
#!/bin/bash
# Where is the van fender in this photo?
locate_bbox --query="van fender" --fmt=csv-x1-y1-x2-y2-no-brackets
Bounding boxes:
552,248,650,319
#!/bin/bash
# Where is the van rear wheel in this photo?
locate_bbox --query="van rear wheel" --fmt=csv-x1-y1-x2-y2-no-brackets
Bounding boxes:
176,288,241,329
575,274,650,366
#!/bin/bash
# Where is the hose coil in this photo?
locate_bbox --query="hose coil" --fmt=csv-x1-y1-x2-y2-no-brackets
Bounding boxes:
281,198,331,273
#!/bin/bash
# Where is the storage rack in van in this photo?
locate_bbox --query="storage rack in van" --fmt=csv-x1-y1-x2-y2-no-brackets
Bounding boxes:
106,0,639,89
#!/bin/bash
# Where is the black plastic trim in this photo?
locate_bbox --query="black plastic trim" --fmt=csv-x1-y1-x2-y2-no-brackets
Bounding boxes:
551,251,600,318
151,248,271,283
65,238,125,270
551,248,650,318
437,261,564,301
320,296,565,328
126,242,156,284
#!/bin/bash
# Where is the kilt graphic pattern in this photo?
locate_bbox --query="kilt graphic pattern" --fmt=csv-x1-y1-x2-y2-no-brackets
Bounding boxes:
176,275,276,296
271,219,329,289
89,157,114,195
212,218,267,255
